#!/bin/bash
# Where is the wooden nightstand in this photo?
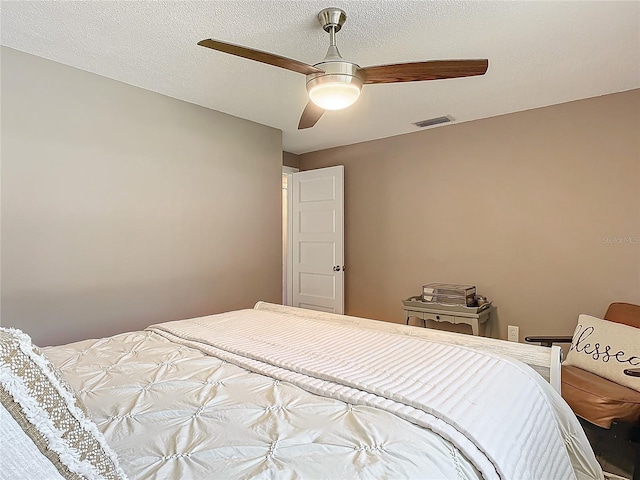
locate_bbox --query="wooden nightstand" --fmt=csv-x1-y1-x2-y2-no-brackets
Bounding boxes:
403,302,492,336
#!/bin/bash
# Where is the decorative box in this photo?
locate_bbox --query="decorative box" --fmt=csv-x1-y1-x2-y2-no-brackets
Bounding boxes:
422,283,476,306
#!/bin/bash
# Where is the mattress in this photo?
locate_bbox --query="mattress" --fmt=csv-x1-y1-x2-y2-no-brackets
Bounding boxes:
44,330,481,479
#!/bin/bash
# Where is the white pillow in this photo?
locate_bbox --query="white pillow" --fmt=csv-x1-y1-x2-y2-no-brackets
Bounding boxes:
563,314,640,392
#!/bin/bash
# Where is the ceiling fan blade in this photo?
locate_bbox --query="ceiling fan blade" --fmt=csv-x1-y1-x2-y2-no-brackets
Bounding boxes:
360,59,488,84
298,101,325,130
198,39,323,76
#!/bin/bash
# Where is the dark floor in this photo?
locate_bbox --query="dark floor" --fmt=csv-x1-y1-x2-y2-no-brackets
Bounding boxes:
580,418,638,479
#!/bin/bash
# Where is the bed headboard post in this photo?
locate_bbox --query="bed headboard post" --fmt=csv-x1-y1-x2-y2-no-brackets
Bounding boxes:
549,345,562,393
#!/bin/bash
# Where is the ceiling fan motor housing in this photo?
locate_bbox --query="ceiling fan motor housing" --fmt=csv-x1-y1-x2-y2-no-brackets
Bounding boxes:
306,61,363,91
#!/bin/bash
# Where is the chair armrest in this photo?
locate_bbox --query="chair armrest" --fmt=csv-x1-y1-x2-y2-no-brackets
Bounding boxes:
623,368,640,377
524,336,573,348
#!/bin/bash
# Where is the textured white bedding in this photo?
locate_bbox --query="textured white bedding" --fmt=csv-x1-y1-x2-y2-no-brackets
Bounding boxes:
0,405,65,479
43,305,603,480
149,308,602,480
44,331,481,479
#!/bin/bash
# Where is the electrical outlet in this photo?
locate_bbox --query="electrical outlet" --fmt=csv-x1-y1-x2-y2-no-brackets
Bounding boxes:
507,325,519,342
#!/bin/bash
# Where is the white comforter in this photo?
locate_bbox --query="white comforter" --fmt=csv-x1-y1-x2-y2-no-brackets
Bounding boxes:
45,332,482,479
149,308,602,480
44,306,602,480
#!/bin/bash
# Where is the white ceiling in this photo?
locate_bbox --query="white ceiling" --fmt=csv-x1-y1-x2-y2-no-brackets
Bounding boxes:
2,1,639,154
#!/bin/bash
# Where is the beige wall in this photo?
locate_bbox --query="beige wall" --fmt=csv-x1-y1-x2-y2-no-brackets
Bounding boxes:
283,151,300,169
299,90,640,341
1,47,283,346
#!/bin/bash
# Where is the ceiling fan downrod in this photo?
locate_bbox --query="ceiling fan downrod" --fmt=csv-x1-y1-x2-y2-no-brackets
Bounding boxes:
317,7,347,61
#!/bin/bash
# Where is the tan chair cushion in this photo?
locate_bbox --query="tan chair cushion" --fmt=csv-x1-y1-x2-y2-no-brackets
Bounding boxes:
561,365,640,429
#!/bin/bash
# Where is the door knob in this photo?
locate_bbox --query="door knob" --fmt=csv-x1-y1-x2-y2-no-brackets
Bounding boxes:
332,265,341,272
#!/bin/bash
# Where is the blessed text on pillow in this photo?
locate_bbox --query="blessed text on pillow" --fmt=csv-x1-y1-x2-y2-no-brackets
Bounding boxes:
563,314,640,392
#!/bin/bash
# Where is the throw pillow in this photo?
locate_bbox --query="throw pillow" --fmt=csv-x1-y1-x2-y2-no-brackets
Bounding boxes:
563,314,640,392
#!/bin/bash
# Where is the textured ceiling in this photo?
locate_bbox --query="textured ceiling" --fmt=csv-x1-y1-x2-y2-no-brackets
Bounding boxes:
2,1,639,154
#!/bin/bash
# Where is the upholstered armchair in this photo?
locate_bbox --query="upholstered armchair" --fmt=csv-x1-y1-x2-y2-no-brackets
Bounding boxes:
526,302,640,480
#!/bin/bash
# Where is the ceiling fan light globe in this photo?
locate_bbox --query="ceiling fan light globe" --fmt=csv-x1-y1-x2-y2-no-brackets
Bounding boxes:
309,82,361,110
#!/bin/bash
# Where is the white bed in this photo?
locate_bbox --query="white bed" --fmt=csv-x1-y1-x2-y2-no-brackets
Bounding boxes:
4,303,603,479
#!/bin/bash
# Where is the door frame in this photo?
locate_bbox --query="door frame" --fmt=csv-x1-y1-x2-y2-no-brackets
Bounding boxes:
282,166,298,306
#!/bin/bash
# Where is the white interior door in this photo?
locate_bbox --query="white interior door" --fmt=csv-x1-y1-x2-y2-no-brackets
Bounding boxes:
291,166,344,314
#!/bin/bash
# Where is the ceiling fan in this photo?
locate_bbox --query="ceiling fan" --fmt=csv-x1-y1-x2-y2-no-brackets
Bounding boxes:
198,7,488,130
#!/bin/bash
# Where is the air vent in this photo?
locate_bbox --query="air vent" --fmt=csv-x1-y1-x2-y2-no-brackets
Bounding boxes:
413,116,453,128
